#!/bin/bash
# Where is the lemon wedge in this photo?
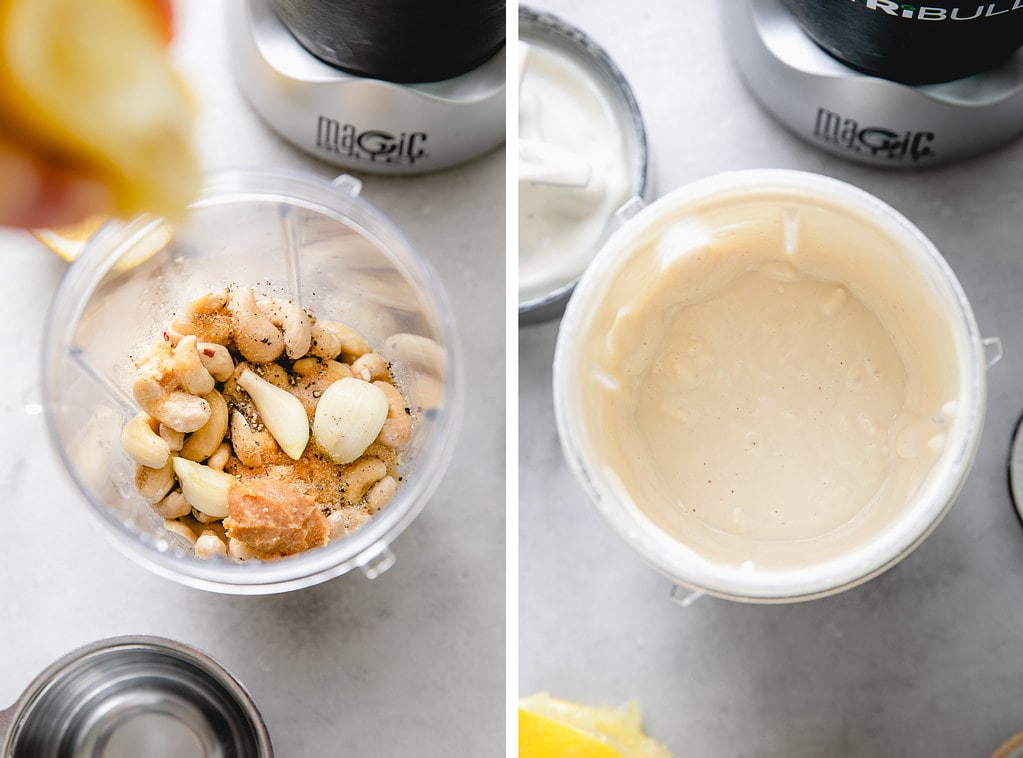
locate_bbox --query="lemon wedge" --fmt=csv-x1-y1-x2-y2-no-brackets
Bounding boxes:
519,693,673,758
31,213,172,270
0,0,200,219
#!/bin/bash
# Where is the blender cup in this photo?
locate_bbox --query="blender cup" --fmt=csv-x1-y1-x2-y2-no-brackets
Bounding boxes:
554,169,993,603
41,167,463,594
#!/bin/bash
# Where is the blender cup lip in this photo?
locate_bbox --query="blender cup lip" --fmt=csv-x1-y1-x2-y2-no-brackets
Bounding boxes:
553,168,987,602
41,166,465,594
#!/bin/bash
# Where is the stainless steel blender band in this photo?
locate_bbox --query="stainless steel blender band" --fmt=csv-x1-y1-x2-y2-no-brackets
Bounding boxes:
728,0,1023,168
0,636,273,758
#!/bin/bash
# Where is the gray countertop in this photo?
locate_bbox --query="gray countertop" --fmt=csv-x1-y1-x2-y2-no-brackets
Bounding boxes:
0,2,505,756
519,2,1023,757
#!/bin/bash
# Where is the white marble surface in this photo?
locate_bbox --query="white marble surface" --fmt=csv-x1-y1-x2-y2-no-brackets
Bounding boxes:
520,2,1023,757
0,2,505,755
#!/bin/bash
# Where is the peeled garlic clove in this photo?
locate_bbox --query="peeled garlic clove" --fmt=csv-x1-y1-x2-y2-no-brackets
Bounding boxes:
236,368,310,460
171,456,235,518
313,377,388,464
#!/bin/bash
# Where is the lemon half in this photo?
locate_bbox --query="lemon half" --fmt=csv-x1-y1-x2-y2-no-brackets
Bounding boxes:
519,693,673,758
0,0,200,219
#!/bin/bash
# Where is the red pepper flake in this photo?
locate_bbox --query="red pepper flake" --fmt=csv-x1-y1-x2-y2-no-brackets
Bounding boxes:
202,348,216,357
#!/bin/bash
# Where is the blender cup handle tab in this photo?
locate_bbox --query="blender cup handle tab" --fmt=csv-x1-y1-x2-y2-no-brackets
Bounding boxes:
356,541,396,580
984,336,1004,369
615,196,646,224
330,174,363,198
668,583,704,608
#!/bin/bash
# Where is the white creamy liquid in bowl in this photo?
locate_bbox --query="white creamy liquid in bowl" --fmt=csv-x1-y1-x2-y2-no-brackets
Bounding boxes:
553,170,986,602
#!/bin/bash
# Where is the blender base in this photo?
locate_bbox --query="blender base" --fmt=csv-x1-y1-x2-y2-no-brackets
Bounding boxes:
225,0,505,175
727,0,1023,168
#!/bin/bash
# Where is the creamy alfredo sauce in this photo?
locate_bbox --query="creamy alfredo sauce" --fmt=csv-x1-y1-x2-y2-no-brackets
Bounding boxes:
573,192,960,572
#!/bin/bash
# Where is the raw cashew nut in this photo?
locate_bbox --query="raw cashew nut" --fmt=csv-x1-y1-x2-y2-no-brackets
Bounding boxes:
319,321,370,360
343,457,387,504
153,490,192,519
133,377,211,433
323,360,353,383
374,380,412,448
292,356,321,377
258,297,312,359
307,322,343,360
195,529,228,560
230,410,264,468
179,390,229,462
207,442,231,472
364,475,398,514
228,287,284,363
121,412,170,469
170,288,232,344
163,519,197,545
351,352,389,383
159,424,185,452
197,342,235,382
135,461,175,502
173,335,215,395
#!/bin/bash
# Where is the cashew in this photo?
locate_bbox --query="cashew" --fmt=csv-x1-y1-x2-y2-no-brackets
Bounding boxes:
351,352,389,383
122,412,170,469
383,333,447,379
163,519,197,545
170,288,232,344
236,369,309,460
327,509,370,540
323,360,353,382
133,377,211,433
172,456,235,518
343,457,387,504
153,490,192,519
307,322,343,360
180,390,229,462
192,507,219,524
364,475,398,514
374,380,412,448
312,378,388,464
318,321,370,360
197,342,235,382
172,335,215,395
230,410,264,468
293,356,321,377
207,442,231,472
195,529,228,560
135,461,175,501
258,297,312,359
228,287,284,363
159,425,185,452
228,537,256,561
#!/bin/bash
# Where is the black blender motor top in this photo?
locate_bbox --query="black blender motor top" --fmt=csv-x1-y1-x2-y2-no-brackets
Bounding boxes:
782,0,1023,85
269,0,506,83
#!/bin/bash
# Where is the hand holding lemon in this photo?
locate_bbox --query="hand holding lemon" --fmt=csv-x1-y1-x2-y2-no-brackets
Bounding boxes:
0,0,199,230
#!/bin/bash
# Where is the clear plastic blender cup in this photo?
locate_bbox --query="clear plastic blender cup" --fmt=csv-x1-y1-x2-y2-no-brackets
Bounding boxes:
42,167,463,594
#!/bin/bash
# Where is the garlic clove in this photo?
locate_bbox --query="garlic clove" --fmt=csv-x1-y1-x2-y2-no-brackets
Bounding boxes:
312,377,388,464
236,368,310,460
171,456,235,518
